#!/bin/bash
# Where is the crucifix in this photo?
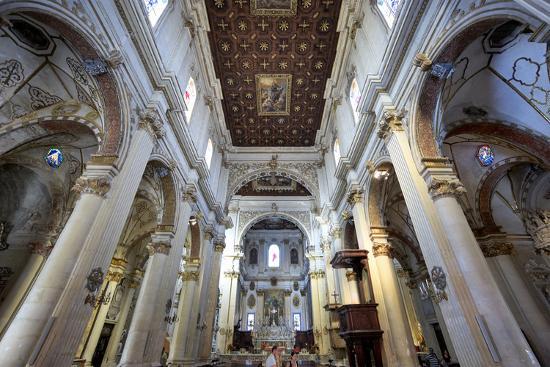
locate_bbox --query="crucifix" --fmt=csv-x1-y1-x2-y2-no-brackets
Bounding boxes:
331,291,340,304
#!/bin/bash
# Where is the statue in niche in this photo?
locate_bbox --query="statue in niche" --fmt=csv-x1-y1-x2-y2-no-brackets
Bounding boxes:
290,248,299,264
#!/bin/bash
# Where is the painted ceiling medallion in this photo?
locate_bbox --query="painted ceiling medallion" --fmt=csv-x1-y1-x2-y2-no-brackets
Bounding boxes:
205,0,341,146
477,145,494,166
44,147,64,168
251,0,298,16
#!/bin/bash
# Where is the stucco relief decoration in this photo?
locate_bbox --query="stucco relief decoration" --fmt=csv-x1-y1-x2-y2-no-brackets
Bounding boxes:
292,294,300,307
247,294,256,308
0,59,24,89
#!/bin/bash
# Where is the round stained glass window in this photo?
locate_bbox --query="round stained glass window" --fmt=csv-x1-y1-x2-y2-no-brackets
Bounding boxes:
44,148,64,168
477,145,494,166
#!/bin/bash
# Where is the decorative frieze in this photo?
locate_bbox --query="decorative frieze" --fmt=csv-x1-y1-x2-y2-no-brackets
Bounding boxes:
372,243,393,258
428,178,466,200
72,176,111,197
479,241,514,258
139,109,165,139
147,241,171,256
377,110,405,140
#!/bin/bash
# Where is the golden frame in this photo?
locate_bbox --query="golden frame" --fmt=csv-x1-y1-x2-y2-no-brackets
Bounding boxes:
250,0,298,16
255,74,292,116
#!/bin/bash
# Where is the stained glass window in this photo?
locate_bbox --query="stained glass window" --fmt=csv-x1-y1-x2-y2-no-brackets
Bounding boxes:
333,138,341,165
477,145,494,166
205,139,213,169
184,77,197,121
377,0,401,27
293,313,301,331
268,244,280,268
143,0,168,27
350,78,361,122
247,313,255,331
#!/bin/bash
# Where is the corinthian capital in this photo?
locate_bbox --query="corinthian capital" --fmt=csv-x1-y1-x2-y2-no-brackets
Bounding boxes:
180,270,200,282
428,178,466,200
139,109,165,139
147,241,171,256
524,210,550,255
372,243,393,258
347,190,364,206
214,239,226,253
377,110,405,140
182,186,197,203
72,176,111,197
479,241,514,258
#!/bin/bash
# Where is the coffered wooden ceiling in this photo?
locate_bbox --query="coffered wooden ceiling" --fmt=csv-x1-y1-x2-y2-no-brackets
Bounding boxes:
205,0,342,147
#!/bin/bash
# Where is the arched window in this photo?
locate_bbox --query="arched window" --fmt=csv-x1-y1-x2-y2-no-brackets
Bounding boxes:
205,139,213,169
268,244,280,268
333,138,341,165
377,0,401,27
184,77,197,121
144,0,169,27
249,248,258,265
349,78,361,122
290,248,299,265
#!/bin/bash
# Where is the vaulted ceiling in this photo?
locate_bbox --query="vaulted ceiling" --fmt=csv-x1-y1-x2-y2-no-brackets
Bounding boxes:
205,0,342,147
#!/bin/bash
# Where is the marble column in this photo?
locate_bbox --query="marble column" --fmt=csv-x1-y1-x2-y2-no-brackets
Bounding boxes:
198,238,225,361
426,173,539,366
371,239,417,367
0,161,115,367
167,265,200,366
0,241,51,334
119,232,174,366
18,111,165,367
102,269,143,367
321,235,338,307
378,109,538,366
215,269,240,354
480,238,550,364
80,259,125,365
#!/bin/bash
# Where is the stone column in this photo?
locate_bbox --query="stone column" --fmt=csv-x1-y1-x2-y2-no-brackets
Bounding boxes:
284,289,292,329
378,109,538,366
371,240,417,367
102,269,143,367
0,241,51,334
426,173,539,366
480,238,550,364
198,238,225,361
321,235,338,307
0,163,115,367
13,111,165,367
167,265,200,366
81,258,126,366
215,270,240,354
119,232,174,366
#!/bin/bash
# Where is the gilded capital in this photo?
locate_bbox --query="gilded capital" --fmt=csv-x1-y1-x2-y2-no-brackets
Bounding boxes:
204,225,215,241
147,241,171,256
413,53,432,71
180,270,200,281
321,237,331,253
480,242,514,258
214,240,226,253
106,270,124,283
72,176,111,197
224,271,239,279
428,178,466,200
28,242,53,257
347,190,363,206
139,109,165,140
377,110,405,140
372,243,393,258
329,226,342,238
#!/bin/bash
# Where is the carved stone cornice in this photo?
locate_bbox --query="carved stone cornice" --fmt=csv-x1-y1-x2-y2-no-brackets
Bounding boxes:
28,242,53,257
147,241,171,256
479,241,514,258
428,178,466,200
72,176,111,197
139,109,165,140
377,110,405,140
180,270,200,282
347,190,364,206
372,243,393,258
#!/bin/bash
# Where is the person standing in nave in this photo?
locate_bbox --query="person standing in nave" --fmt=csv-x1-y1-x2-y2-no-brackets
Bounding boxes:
266,345,280,367
423,347,441,367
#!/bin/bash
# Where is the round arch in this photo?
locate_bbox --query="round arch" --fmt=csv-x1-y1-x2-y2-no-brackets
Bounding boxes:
238,212,312,247
0,4,128,157
409,5,544,162
230,168,317,200
146,156,178,229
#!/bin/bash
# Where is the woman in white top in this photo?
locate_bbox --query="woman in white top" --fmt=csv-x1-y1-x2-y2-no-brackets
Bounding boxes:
266,345,279,367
